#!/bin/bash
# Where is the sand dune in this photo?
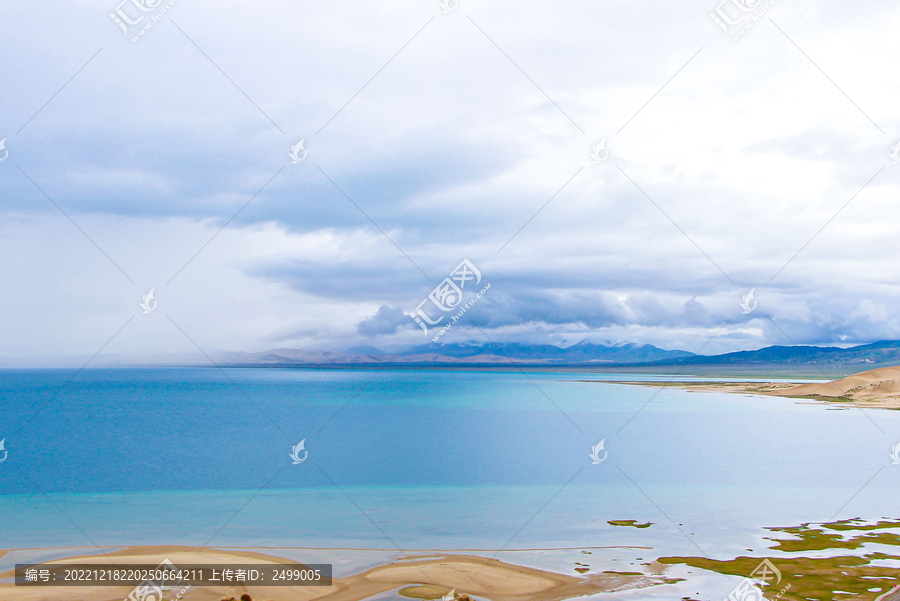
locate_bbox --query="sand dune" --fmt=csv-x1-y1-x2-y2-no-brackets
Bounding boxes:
766,365,900,403
0,546,672,601
599,365,900,409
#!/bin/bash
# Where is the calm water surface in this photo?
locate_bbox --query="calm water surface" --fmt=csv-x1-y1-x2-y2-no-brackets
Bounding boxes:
0,368,898,597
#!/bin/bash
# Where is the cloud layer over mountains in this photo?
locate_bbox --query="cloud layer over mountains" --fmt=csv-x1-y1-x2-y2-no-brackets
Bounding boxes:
2,0,900,361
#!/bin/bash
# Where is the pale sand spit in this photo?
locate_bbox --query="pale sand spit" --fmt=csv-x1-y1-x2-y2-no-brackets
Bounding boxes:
0,546,674,601
592,365,900,409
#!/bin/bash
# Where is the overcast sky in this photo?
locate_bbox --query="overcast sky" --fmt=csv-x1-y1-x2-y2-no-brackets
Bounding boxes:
1,0,899,362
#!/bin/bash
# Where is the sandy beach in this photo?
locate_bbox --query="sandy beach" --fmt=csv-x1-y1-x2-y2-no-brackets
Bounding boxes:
0,546,675,601
590,365,900,409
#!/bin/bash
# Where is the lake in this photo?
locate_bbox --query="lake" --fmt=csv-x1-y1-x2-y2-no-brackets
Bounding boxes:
1,368,898,597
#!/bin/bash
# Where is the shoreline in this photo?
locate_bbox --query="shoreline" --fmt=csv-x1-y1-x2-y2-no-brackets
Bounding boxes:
0,546,676,601
3,516,899,600
586,378,900,409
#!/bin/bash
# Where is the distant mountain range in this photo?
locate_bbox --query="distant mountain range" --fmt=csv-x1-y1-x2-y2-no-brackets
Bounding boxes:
656,340,900,368
214,341,690,366
214,340,900,372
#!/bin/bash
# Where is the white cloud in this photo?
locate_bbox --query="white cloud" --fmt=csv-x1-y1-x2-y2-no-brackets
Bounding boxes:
1,0,899,360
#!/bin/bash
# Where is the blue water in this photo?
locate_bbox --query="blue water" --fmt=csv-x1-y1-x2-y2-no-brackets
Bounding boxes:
1,368,898,562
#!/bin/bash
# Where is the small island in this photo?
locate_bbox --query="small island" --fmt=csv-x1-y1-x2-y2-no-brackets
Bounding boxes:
608,520,653,528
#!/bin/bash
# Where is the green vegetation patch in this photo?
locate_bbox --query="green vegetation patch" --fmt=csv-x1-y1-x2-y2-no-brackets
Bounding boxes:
601,570,644,576
398,584,453,599
766,522,900,552
823,518,900,532
608,519,653,528
658,554,899,601
659,518,900,601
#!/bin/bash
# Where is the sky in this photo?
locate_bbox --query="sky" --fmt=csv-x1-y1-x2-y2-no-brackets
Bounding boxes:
1,0,900,362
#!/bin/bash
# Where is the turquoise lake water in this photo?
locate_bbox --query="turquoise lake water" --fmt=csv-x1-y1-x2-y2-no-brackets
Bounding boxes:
0,368,898,596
